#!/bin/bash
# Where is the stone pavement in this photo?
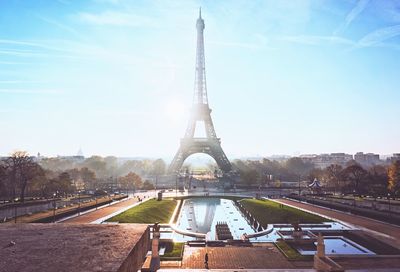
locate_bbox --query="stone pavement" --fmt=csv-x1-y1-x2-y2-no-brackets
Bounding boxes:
276,198,400,248
62,196,140,223
0,223,149,272
181,245,303,269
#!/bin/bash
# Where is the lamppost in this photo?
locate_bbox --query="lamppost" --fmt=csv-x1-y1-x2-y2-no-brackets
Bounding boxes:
353,190,356,208
95,188,98,210
175,172,178,197
155,175,158,198
388,193,391,216
53,192,57,223
298,175,301,197
14,198,18,224
78,190,81,216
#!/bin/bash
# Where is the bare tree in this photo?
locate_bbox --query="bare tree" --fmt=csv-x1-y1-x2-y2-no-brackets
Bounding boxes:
343,164,367,194
326,164,343,194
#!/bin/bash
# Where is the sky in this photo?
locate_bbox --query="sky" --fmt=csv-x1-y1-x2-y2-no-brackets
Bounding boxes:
1,0,400,159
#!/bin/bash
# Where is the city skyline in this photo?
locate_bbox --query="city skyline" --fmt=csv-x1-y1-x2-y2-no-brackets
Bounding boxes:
1,0,400,158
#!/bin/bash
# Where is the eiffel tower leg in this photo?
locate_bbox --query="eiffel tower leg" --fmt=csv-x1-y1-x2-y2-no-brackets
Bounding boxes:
169,147,186,174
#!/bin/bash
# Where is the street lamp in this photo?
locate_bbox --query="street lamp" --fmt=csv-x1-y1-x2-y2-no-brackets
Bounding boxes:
53,192,57,223
388,193,391,216
95,189,98,210
353,190,356,208
175,171,178,197
14,198,18,224
155,175,158,193
298,175,301,197
78,190,81,216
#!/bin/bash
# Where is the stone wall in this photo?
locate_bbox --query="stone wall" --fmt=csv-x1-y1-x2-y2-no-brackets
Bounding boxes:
118,226,150,272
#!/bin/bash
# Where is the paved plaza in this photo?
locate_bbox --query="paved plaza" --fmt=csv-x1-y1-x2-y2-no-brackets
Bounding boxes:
62,196,139,223
181,245,300,269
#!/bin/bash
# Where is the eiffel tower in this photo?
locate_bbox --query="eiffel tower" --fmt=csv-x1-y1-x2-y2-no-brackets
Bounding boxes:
169,9,232,174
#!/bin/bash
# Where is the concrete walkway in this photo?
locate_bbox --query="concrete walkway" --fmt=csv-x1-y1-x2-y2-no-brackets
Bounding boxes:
62,196,141,223
181,245,300,269
276,198,400,248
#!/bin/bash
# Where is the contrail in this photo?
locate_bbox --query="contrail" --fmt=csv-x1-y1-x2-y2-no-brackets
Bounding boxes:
334,0,370,35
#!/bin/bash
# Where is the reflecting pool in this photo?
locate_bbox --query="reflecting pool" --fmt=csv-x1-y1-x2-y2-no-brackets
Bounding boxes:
295,236,375,255
160,197,351,242
174,198,254,240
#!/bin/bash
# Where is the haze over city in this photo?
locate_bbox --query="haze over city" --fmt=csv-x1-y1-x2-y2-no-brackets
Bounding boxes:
1,0,400,158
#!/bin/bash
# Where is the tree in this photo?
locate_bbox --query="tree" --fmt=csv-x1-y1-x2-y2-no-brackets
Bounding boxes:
241,169,259,185
0,163,8,197
80,167,96,189
104,156,118,176
5,151,45,202
367,165,388,197
342,164,367,194
30,170,52,198
19,160,44,202
388,160,400,196
82,156,107,178
117,160,144,176
308,168,326,183
285,157,314,181
150,159,166,176
326,164,343,193
119,172,142,191
56,172,74,195
142,180,155,190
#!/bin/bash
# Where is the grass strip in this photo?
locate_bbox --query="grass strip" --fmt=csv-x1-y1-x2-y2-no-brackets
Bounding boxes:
106,198,177,223
162,242,184,259
275,240,309,261
240,199,329,226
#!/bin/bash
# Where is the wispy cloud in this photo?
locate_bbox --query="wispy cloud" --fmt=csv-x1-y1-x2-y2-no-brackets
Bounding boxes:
356,24,400,47
36,15,86,40
0,89,63,94
56,0,71,5
0,61,31,65
76,11,157,27
334,0,370,35
0,80,47,84
279,35,355,46
209,40,264,50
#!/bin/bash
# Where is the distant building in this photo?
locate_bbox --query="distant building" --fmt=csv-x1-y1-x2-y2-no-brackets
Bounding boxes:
354,152,381,166
387,153,400,163
300,153,353,169
57,155,85,162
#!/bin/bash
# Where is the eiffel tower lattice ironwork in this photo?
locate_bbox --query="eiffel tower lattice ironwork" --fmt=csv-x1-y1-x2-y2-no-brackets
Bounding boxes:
168,9,232,174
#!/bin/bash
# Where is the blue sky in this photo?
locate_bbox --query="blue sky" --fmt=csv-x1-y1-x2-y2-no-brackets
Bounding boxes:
1,0,400,159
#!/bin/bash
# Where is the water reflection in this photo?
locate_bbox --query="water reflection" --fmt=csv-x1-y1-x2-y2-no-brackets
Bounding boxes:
176,198,254,240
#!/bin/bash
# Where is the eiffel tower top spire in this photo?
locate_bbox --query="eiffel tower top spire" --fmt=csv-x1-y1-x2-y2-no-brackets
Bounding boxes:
193,7,208,105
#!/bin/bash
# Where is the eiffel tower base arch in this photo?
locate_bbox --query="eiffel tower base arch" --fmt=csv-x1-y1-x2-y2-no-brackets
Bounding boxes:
168,138,231,174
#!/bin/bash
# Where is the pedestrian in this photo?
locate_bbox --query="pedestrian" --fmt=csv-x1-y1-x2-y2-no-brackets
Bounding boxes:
204,252,209,269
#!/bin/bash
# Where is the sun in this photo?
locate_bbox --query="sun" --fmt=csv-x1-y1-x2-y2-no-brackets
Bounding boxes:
165,99,186,123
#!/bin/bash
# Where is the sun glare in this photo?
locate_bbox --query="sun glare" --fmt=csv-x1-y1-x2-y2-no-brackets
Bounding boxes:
165,99,186,123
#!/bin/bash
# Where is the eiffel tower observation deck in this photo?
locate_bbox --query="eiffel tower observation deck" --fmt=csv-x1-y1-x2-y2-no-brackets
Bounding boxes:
168,9,232,174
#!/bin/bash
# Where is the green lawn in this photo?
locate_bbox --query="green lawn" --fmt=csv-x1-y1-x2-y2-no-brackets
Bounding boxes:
106,198,177,223
240,199,329,226
161,242,184,260
275,241,309,261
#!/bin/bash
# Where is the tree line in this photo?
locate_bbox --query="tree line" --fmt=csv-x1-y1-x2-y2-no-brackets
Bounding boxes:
0,152,164,202
233,157,400,197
